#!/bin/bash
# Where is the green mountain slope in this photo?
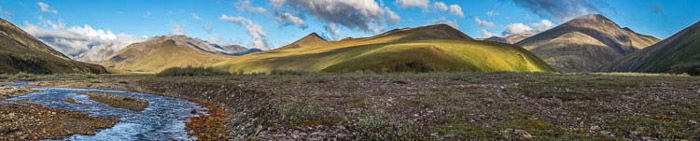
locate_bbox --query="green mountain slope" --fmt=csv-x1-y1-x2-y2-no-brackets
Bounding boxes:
103,35,233,73
601,21,700,75
0,18,107,74
516,14,660,72
213,24,554,73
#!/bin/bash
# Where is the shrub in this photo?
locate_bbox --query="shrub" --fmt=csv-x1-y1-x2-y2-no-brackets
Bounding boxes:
157,66,230,77
270,70,312,75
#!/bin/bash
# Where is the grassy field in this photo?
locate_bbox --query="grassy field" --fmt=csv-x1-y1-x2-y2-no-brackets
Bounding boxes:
214,24,554,73
15,72,699,140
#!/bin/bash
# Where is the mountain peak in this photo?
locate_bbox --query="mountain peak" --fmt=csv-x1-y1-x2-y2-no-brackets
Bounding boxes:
302,32,326,41
376,24,472,41
278,32,328,49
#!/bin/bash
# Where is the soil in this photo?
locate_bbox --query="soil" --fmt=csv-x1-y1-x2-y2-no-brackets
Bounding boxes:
0,100,119,140
78,92,150,111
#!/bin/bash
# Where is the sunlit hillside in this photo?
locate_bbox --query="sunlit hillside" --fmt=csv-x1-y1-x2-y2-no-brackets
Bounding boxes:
213,24,555,73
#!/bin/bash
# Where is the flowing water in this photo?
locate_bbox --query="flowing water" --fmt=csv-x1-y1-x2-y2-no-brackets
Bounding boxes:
1,82,207,141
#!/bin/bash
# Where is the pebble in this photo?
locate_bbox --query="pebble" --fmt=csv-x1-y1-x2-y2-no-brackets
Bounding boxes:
590,125,600,130
689,120,698,125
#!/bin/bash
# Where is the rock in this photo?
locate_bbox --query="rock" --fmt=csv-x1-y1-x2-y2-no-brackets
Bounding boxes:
590,125,600,130
599,130,614,137
689,120,698,125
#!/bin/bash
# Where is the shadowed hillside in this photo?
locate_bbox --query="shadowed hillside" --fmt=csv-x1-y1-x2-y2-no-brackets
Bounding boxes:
214,24,554,73
0,18,107,74
602,21,700,75
103,35,234,73
516,14,660,72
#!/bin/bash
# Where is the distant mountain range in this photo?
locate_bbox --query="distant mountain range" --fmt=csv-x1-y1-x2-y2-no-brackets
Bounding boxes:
516,14,660,72
213,24,554,73
103,35,259,73
483,34,532,44
601,21,700,75
0,18,107,74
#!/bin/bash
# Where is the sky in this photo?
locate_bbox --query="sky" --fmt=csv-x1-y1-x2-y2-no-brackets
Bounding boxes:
0,0,698,59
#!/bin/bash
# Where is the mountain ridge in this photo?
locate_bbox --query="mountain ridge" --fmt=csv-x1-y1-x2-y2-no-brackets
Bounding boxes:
516,14,660,72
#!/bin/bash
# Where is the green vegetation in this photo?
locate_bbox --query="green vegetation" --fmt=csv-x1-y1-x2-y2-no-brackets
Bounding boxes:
214,24,555,73
157,66,230,77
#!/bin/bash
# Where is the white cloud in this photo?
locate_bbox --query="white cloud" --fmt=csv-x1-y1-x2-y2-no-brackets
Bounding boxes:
270,0,395,33
502,20,555,35
474,17,494,28
0,7,12,18
434,2,448,11
486,10,498,16
432,17,458,29
37,2,58,14
480,29,497,38
395,0,430,9
170,23,186,35
449,4,464,17
192,13,201,21
324,23,340,40
275,12,306,28
237,0,267,14
504,23,533,35
385,7,400,25
219,14,269,49
511,0,604,22
207,35,240,46
22,21,146,62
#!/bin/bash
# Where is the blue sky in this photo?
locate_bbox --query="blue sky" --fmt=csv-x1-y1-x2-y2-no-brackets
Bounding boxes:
0,0,699,50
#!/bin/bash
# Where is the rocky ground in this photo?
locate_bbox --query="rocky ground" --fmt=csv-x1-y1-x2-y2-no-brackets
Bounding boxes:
0,100,119,140
0,85,36,101
18,72,700,140
78,92,150,111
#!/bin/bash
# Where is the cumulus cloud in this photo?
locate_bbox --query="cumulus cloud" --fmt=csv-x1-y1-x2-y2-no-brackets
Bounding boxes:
275,12,306,28
22,21,146,62
324,23,340,40
511,0,604,22
236,0,267,14
192,13,202,21
395,0,430,9
170,23,186,35
434,2,448,11
480,29,498,38
502,20,556,35
432,17,458,29
270,0,396,33
37,2,58,14
385,7,400,25
474,17,494,28
449,4,464,17
219,14,269,49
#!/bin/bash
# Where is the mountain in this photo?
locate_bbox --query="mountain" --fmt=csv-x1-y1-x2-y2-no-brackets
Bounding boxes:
484,34,532,44
103,35,233,72
516,14,660,72
0,18,107,74
213,24,554,73
601,21,700,75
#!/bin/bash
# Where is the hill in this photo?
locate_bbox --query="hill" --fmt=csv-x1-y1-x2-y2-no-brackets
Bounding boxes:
103,35,233,73
0,18,107,74
601,21,700,75
516,14,660,72
213,24,554,73
484,34,532,44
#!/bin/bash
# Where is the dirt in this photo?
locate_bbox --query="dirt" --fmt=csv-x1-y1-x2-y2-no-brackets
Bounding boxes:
11,72,700,140
78,92,150,111
0,85,37,101
0,100,119,140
